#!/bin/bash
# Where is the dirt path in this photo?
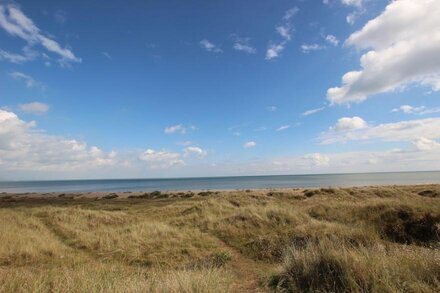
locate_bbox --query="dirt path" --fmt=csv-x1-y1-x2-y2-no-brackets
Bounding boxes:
202,233,272,292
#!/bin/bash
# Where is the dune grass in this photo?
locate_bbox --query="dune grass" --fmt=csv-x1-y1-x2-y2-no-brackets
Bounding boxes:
0,185,439,292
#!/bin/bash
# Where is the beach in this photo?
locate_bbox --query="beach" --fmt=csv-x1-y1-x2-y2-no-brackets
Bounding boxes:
1,184,439,292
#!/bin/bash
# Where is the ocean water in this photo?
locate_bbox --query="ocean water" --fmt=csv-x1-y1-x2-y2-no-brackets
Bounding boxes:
1,171,439,193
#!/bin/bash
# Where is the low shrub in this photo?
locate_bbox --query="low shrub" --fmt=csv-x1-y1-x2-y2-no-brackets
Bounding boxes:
102,193,118,199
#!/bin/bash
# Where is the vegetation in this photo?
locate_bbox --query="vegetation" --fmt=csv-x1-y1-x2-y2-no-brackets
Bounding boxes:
0,185,439,292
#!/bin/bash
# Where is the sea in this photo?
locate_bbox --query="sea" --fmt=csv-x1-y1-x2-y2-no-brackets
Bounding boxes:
0,171,439,193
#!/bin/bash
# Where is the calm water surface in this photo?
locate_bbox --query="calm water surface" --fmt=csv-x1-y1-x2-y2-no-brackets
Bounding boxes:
1,171,439,193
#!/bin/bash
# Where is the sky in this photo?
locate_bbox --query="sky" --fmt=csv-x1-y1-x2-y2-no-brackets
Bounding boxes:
0,0,440,180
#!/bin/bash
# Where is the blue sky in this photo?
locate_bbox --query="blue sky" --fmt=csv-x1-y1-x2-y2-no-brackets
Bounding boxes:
1,0,440,180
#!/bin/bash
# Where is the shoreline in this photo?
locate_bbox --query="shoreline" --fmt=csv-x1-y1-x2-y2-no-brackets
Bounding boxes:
1,183,439,199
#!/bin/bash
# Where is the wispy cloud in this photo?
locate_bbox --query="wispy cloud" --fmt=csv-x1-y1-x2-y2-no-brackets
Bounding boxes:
0,48,33,63
19,102,49,115
200,39,223,53
341,0,365,25
320,116,440,145
232,36,256,54
101,52,111,59
325,34,339,46
0,4,81,65
10,72,44,89
266,42,286,60
267,106,277,112
391,105,440,115
265,7,298,60
139,149,184,168
301,43,325,53
164,124,196,134
243,141,256,148
183,146,207,158
276,125,290,131
302,106,325,116
54,9,67,24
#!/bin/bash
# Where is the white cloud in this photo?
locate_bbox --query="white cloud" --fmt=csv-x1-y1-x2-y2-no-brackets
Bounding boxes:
303,153,330,166
340,0,365,25
325,34,339,46
283,7,299,21
276,25,292,41
138,149,184,169
341,0,363,8
331,116,368,132
265,42,286,60
232,36,256,54
176,140,192,146
301,43,325,53
243,141,256,148
183,146,207,158
266,7,298,60
267,106,277,112
391,105,440,115
0,109,115,173
101,52,111,59
1,109,439,178
200,39,223,53
164,124,195,134
302,106,325,116
19,102,49,115
0,4,81,65
10,72,44,89
0,48,32,63
328,0,440,104
321,117,440,144
412,137,440,151
276,125,290,131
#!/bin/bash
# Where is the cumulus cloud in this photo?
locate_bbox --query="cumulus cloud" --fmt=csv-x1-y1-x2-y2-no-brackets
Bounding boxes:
392,105,440,115
243,141,256,148
321,117,440,144
327,0,440,104
138,149,184,168
0,4,81,65
302,106,325,116
10,72,44,89
0,109,115,173
183,146,207,158
19,102,49,115
199,39,223,53
331,116,368,131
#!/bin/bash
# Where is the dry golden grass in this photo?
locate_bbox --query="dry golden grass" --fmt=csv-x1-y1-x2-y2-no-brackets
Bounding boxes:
0,184,439,292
